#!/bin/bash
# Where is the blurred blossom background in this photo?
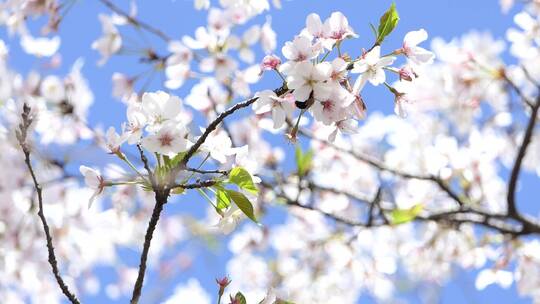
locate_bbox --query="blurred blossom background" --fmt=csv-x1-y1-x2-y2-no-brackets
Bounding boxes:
1,0,539,303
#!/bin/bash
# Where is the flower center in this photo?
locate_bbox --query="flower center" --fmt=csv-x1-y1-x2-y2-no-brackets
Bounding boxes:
322,100,334,112
158,133,174,147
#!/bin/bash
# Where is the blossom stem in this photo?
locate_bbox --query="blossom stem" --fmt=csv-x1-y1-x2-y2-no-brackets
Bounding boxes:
274,69,287,84
119,153,147,181
319,50,331,62
197,188,218,210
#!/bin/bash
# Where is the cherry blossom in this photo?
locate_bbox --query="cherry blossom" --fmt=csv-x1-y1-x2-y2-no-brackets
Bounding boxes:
92,14,122,65
20,35,60,57
79,165,106,207
141,122,189,156
286,61,332,101
351,46,396,92
253,90,295,128
280,35,321,73
400,29,435,65
217,205,244,234
141,91,185,130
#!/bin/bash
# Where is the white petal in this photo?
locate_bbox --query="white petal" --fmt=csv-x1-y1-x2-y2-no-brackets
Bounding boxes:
404,29,428,47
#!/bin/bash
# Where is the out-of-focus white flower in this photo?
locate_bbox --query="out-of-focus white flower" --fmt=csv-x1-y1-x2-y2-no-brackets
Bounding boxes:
475,268,513,290
217,204,243,235
163,279,211,304
92,14,122,65
194,0,210,10
165,41,193,89
112,73,134,102
40,75,64,103
20,35,60,57
231,65,261,97
228,25,261,63
260,17,277,53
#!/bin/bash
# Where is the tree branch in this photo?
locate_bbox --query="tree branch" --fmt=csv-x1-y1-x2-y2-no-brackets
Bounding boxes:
507,95,540,217
16,104,81,304
130,189,170,304
169,84,288,183
168,180,218,191
297,128,466,207
98,0,171,42
185,167,228,175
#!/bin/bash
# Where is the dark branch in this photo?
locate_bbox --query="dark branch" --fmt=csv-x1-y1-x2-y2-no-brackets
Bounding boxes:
297,128,466,207
16,104,81,304
507,95,540,217
185,167,228,175
169,84,288,183
168,180,218,191
130,189,170,304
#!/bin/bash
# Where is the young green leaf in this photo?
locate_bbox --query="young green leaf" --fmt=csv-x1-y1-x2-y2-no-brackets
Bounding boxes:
169,152,187,167
215,188,231,210
228,167,258,194
295,146,314,177
234,292,247,304
226,189,258,223
390,204,423,225
376,2,399,44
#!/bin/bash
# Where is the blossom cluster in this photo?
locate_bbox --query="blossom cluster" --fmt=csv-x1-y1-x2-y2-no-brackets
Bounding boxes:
253,12,434,142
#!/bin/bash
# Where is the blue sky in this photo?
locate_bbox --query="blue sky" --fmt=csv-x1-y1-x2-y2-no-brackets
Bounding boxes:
2,0,537,303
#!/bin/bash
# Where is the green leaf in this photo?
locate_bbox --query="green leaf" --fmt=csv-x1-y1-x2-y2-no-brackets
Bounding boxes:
234,292,247,304
226,189,258,223
295,146,314,177
390,204,423,225
169,152,187,168
376,2,399,44
215,188,231,210
228,167,258,194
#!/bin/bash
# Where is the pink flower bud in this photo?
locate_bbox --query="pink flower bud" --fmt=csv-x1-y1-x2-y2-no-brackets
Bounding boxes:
260,54,281,71
399,66,417,82
216,276,231,297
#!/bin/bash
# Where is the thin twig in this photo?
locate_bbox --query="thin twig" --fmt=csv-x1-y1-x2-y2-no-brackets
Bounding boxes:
98,0,170,42
297,128,466,207
168,180,218,191
186,167,229,175
16,104,81,304
171,84,288,179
